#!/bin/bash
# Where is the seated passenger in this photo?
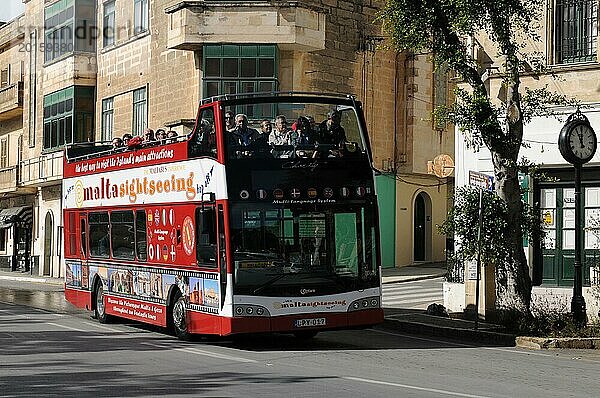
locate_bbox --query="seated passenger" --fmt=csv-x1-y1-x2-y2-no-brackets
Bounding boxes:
318,110,346,146
142,128,155,144
290,116,317,147
224,110,236,133
251,119,272,156
316,110,347,157
167,130,178,141
228,114,260,157
196,119,216,155
269,115,292,158
155,129,167,144
111,137,124,151
122,133,133,147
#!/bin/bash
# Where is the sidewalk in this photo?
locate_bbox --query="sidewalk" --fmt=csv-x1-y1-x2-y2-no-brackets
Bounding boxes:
0,269,63,286
381,262,447,284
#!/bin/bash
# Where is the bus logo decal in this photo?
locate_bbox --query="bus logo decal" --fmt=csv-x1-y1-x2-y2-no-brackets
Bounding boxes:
239,190,250,200
290,188,301,199
182,216,195,256
75,180,85,208
307,188,317,199
257,189,267,200
323,187,333,199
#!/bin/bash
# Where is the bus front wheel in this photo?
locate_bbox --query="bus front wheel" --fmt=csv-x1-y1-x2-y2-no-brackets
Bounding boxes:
171,294,192,341
94,282,112,324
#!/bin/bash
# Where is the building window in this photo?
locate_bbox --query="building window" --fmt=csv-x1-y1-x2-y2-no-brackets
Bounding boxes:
0,66,9,88
0,229,6,253
44,0,75,63
132,87,147,135
433,62,448,131
29,30,37,148
203,45,278,118
44,0,96,63
0,138,7,169
43,86,95,151
101,97,114,141
555,0,598,64
103,0,116,47
134,0,149,35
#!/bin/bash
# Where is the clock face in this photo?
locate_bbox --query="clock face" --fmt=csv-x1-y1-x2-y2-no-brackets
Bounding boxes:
568,123,596,160
559,120,597,164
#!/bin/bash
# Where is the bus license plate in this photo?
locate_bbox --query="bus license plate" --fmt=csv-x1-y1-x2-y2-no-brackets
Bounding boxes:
294,318,326,328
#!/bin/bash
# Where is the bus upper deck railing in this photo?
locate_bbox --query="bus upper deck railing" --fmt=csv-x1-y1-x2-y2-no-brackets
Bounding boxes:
199,91,356,105
65,135,189,163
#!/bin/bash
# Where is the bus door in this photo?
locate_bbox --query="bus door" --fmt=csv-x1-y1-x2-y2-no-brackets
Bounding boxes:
196,202,227,308
217,204,227,309
79,213,88,260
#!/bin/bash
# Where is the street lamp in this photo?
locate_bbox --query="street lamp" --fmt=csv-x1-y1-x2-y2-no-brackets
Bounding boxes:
558,109,597,327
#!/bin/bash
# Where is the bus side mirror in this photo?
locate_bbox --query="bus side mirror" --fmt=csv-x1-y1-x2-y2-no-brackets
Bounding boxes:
202,192,216,203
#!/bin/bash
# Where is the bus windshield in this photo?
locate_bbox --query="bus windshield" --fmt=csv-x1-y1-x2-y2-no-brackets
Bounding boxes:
230,203,379,296
221,100,367,161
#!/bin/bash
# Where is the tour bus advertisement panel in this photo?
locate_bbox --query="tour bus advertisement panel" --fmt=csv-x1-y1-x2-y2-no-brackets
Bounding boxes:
64,141,189,177
63,158,227,209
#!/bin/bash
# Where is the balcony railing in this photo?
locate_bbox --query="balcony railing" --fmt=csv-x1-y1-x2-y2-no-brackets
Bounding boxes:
0,81,23,121
0,81,24,121
0,166,18,192
19,151,64,186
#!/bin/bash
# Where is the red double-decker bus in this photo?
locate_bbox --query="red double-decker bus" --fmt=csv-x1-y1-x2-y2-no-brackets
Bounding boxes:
63,93,382,339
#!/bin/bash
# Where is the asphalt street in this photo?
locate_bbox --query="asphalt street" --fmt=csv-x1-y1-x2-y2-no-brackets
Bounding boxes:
2,281,600,397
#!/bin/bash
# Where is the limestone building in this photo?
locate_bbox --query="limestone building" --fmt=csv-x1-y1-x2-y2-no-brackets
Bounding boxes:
449,0,600,317
0,0,453,278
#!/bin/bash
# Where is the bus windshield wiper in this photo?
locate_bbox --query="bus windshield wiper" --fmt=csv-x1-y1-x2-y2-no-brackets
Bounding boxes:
252,273,290,295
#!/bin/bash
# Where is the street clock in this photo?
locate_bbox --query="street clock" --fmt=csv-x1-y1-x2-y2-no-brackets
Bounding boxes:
558,111,597,164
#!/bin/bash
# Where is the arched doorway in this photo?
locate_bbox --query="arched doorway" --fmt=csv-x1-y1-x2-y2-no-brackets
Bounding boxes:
413,192,432,262
43,211,53,276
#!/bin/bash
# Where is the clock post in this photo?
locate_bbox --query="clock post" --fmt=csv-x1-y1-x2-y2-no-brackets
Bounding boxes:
572,162,586,327
558,109,597,327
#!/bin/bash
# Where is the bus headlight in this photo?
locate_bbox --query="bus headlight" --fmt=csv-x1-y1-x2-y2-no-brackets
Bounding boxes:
348,296,380,312
233,305,270,317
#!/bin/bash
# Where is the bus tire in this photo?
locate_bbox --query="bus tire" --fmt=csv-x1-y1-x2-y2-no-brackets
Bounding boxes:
94,282,112,324
293,330,318,340
171,293,192,341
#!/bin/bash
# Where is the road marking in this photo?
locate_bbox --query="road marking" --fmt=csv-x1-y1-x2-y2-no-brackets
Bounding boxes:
142,342,258,363
47,322,86,332
343,376,495,398
371,328,471,347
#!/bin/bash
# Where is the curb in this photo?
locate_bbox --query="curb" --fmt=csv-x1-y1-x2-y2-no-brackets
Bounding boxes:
382,317,516,346
382,272,447,285
0,275,63,286
516,336,600,350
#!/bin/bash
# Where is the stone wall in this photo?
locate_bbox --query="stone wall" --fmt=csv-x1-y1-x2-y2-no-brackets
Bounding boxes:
96,0,199,138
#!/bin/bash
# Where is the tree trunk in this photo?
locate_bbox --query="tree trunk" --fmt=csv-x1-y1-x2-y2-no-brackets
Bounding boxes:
492,152,532,311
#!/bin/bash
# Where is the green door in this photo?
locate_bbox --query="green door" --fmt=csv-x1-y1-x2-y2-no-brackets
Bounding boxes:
540,186,593,287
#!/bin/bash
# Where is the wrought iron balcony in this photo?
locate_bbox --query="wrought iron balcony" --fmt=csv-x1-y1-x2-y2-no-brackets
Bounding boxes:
19,151,64,187
0,81,24,121
166,1,326,51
